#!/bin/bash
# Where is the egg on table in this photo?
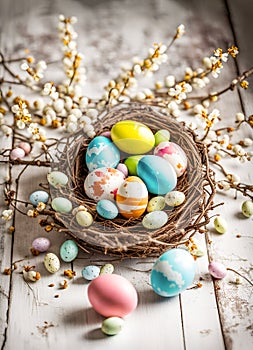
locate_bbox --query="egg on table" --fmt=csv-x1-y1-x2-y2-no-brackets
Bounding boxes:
32,237,51,252
60,240,79,262
86,135,120,171
44,253,60,273
116,176,148,218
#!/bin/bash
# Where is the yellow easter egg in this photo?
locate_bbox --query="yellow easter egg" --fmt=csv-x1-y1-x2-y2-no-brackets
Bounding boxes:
111,120,155,154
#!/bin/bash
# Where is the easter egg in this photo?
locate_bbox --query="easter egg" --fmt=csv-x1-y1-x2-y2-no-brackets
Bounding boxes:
213,216,227,234
82,265,100,281
137,155,177,195
100,131,111,138
44,253,60,273
75,210,93,227
100,263,114,275
124,155,143,175
154,129,171,146
86,136,120,171
116,163,128,177
32,237,51,252
47,171,68,188
96,200,118,219
165,191,185,207
10,147,25,160
84,167,125,201
208,261,227,279
29,190,49,206
18,142,31,155
147,196,166,212
51,197,72,213
142,211,168,230
154,141,187,177
87,274,138,317
151,248,196,297
116,176,148,218
241,200,253,217
101,317,124,335
60,240,79,262
111,120,155,154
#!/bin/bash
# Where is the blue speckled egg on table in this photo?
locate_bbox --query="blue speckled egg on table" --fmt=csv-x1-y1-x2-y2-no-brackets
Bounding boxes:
137,155,177,195
82,265,100,280
29,190,49,206
86,136,120,171
151,248,196,297
60,240,79,262
96,199,118,219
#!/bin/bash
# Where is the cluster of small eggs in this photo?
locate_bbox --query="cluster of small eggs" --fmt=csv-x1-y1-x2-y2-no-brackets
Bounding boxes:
9,141,31,160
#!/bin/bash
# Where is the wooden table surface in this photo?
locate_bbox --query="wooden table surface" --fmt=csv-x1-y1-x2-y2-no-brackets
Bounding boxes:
0,0,253,349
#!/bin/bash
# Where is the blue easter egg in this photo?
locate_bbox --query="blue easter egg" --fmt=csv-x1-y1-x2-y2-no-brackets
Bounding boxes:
151,248,196,297
60,240,79,262
86,136,120,171
137,155,177,195
29,190,49,206
82,265,100,281
96,199,119,219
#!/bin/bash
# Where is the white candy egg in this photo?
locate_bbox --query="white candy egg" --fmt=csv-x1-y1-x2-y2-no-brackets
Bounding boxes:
44,253,60,273
165,191,185,207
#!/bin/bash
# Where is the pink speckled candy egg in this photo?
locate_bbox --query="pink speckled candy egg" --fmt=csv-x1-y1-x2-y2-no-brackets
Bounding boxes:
84,167,125,201
116,163,128,177
18,142,31,155
87,274,138,317
154,141,187,177
32,237,51,252
100,131,111,139
208,261,227,279
10,147,25,160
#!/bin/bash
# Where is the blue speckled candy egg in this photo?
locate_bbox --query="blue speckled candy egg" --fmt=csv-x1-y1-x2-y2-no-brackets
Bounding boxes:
137,155,177,195
29,190,49,206
151,248,196,297
142,211,168,229
51,197,72,213
96,199,118,219
86,136,120,171
32,237,51,252
60,240,79,262
82,265,101,280
47,171,68,188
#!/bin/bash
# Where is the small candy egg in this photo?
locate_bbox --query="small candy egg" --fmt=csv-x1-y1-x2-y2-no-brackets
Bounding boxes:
75,210,93,227
47,171,68,188
87,274,138,317
96,200,118,219
151,248,196,297
101,317,124,336
32,237,51,252
29,190,49,206
147,196,166,212
82,265,100,281
214,216,227,234
44,253,60,273
142,211,168,230
60,240,79,262
100,263,114,275
124,155,143,175
241,200,253,217
116,163,128,177
165,191,185,207
100,131,111,138
51,197,72,213
154,129,171,146
10,147,25,160
208,261,227,279
18,142,31,155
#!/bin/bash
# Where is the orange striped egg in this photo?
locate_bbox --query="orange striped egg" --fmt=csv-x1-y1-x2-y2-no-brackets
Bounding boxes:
116,176,148,219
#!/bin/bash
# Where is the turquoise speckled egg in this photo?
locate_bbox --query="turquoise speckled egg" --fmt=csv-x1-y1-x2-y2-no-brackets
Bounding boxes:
44,253,60,273
147,196,166,212
86,136,120,171
82,265,100,280
142,210,168,229
137,155,177,195
29,190,49,206
51,197,72,213
60,240,79,262
151,248,196,297
47,171,68,188
96,200,118,219
154,129,171,146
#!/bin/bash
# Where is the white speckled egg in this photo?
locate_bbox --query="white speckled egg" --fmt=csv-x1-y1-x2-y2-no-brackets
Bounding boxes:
142,210,168,229
47,171,68,188
82,265,100,280
10,147,25,160
100,263,114,275
44,253,60,273
101,317,124,335
51,197,72,213
75,210,93,227
147,196,166,212
60,240,79,262
32,237,51,252
29,190,49,206
165,191,185,207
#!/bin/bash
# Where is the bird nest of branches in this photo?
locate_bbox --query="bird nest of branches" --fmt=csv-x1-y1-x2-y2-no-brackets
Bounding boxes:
47,104,216,258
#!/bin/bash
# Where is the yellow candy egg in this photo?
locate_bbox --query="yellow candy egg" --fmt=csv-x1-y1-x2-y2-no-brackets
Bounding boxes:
111,120,155,154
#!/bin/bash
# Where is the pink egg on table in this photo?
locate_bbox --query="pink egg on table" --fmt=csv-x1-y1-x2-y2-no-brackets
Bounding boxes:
100,131,111,139
116,163,128,177
154,141,187,177
10,147,25,160
208,261,227,279
18,142,31,155
32,237,51,252
87,274,138,318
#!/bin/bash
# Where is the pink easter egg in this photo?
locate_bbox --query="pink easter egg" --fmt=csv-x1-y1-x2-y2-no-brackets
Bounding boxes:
10,147,25,160
208,261,227,279
32,237,51,252
100,131,111,139
18,142,31,155
87,274,138,317
116,163,128,177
